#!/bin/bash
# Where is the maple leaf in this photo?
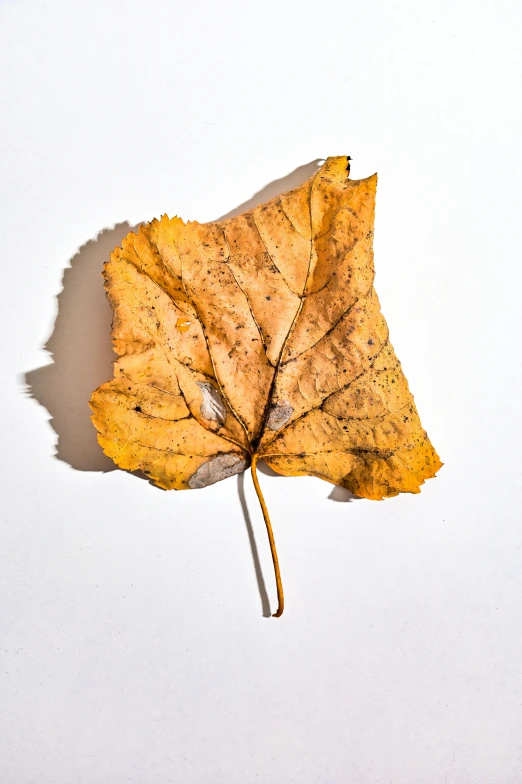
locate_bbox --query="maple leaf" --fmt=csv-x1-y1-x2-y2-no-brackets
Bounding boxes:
90,156,442,616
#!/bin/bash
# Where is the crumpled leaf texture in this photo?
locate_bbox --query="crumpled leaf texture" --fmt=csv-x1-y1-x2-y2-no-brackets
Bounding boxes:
90,157,441,500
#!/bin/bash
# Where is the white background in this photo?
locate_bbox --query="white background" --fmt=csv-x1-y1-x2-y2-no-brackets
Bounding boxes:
1,1,521,782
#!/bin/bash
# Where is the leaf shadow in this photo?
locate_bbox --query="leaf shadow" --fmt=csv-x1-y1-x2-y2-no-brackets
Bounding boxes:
23,159,324,616
328,486,361,502
24,222,138,473
215,159,323,220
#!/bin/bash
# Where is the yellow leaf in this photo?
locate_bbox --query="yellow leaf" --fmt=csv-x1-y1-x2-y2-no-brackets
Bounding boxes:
90,156,442,616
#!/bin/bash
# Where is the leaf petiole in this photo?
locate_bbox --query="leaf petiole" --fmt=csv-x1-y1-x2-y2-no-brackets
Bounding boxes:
250,455,284,618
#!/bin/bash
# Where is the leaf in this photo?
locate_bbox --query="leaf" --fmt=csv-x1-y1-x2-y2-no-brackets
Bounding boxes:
90,156,442,616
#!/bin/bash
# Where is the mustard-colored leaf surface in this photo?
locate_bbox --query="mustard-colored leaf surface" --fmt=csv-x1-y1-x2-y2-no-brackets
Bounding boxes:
90,157,441,499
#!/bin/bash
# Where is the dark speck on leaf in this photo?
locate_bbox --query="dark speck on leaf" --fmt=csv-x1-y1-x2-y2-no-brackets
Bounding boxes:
134,406,142,412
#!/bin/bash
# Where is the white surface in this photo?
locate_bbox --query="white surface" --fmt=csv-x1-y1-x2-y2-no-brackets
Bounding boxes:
1,1,521,782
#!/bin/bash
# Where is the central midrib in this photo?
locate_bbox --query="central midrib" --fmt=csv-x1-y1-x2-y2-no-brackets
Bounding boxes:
249,167,322,452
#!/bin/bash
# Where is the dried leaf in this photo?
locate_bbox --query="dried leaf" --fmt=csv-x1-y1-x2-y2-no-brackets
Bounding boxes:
90,156,441,615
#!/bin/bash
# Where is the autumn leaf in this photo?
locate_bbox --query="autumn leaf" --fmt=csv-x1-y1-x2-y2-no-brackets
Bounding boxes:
90,156,442,616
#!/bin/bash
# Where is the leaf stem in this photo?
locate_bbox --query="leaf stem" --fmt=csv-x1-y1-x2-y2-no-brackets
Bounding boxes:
250,455,284,617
